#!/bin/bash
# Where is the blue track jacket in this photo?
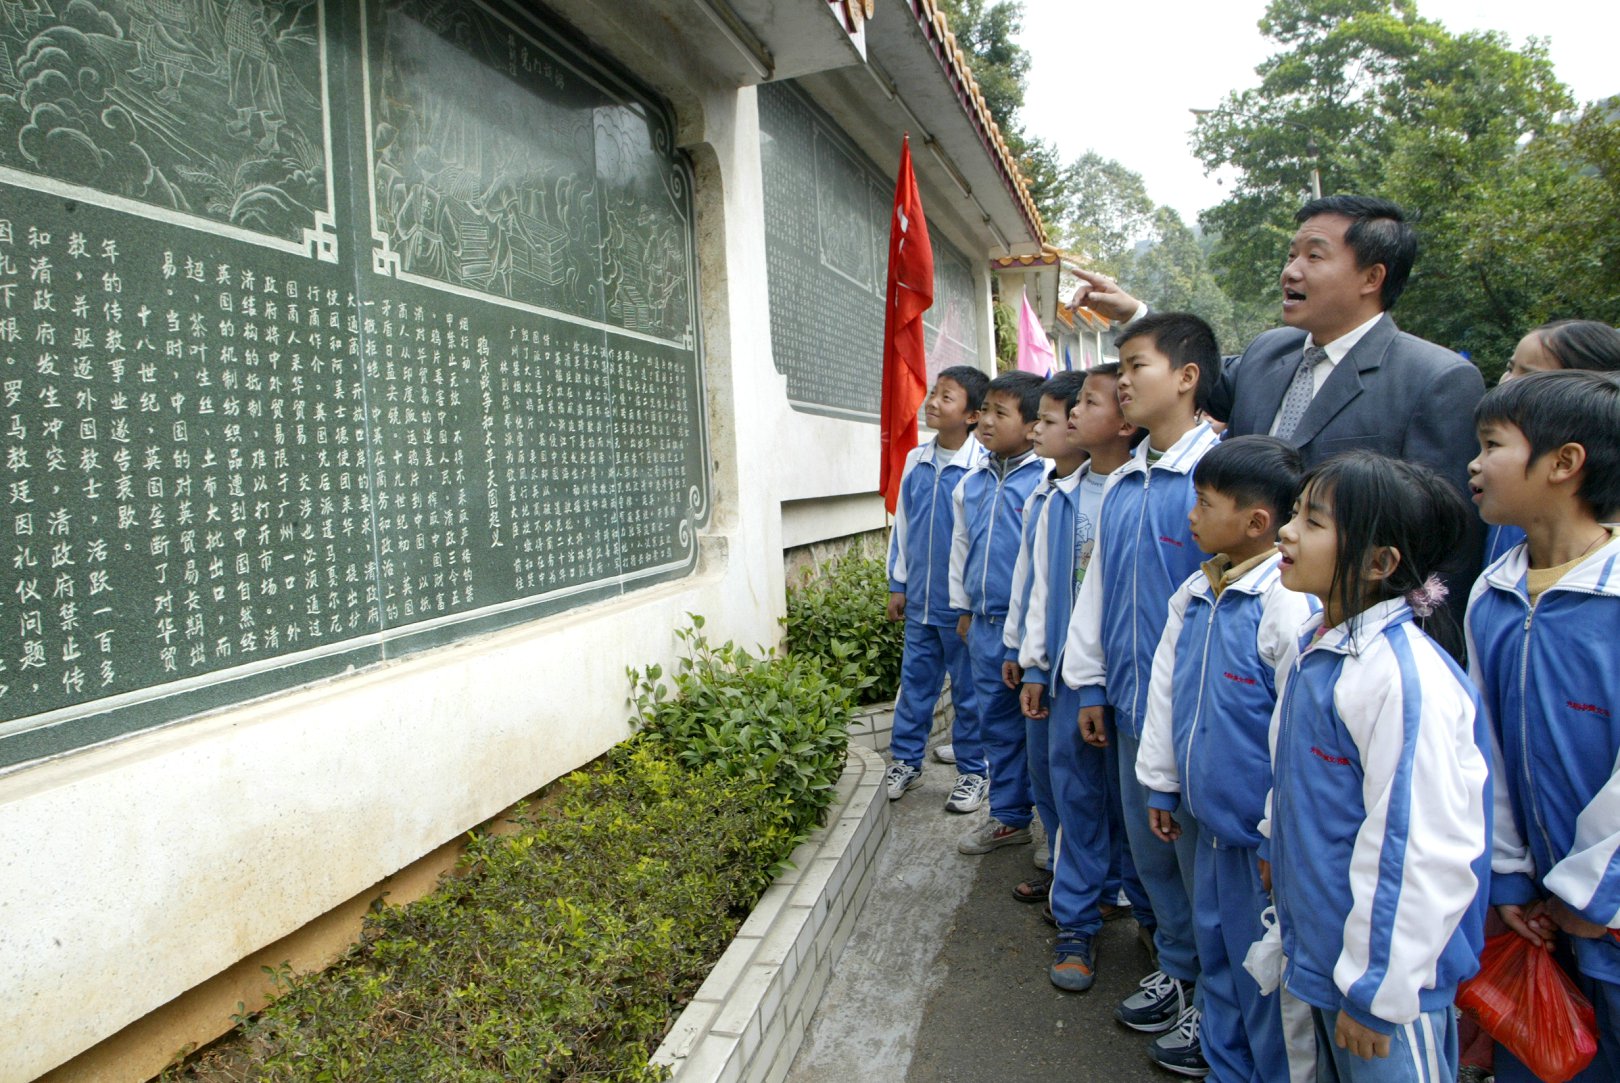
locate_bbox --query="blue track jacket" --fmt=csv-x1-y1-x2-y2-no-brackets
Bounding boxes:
1261,599,1491,1034
1136,553,1316,846
1468,531,1620,983
1003,474,1055,665
887,437,987,626
949,449,1046,619
1015,464,1090,687
1061,422,1222,737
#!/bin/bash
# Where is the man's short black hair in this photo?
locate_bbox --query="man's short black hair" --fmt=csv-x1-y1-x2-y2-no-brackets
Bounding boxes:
987,370,1048,422
1475,370,1620,519
1294,195,1418,312
1533,319,1620,373
937,365,990,413
1113,312,1222,412
1193,435,1304,526
1039,370,1089,413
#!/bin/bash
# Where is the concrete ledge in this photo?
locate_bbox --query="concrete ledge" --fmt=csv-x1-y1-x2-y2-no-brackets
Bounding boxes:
651,744,889,1083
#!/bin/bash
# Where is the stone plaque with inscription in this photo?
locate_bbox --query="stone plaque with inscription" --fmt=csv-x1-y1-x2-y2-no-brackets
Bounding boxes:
759,81,983,422
0,0,707,770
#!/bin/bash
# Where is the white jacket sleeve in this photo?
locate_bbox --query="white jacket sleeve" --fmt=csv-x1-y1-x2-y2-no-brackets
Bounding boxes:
1136,574,1196,796
1332,631,1489,1029
1018,501,1054,678
1059,531,1107,693
1004,489,1040,654
1256,583,1318,681
1543,753,1620,927
948,476,972,613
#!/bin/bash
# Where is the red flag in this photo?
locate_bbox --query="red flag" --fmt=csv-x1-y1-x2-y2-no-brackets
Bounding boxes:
879,135,934,514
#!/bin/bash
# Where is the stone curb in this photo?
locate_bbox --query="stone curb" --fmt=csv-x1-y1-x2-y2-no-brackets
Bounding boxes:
650,743,890,1083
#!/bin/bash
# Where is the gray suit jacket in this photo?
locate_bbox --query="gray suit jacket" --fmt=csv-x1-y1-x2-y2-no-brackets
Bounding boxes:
1209,313,1484,499
1207,313,1487,643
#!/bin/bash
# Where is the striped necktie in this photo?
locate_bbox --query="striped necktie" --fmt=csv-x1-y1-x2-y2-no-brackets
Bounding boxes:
1274,345,1328,441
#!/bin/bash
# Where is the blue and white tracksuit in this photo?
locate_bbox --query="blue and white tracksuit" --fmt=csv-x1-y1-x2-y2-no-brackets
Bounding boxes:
1063,421,1222,982
950,448,1047,823
1262,599,1491,1083
887,437,988,773
1019,463,1115,943
1006,474,1058,846
1138,554,1316,1082
1468,533,1620,1083
1483,524,1526,568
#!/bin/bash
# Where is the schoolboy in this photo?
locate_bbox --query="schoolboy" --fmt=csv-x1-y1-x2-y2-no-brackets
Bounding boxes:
1017,366,1142,992
999,373,1086,879
1136,435,1316,1083
949,371,1048,825
885,365,990,805
1466,370,1620,1082
1062,313,1223,1074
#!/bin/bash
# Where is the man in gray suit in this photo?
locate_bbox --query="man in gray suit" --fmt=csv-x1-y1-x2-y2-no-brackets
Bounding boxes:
1073,195,1485,636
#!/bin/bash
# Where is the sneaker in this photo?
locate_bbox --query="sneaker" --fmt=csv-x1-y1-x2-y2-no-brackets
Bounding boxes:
884,762,922,801
957,817,1031,853
1050,938,1097,992
944,772,990,814
931,743,957,764
1115,969,1192,1033
1148,1005,1209,1077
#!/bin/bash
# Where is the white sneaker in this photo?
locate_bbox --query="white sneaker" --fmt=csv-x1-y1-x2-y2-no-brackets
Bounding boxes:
931,743,957,764
943,772,990,813
957,817,1033,853
884,762,922,801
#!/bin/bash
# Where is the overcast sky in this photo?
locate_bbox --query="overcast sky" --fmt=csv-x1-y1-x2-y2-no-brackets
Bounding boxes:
1017,0,1618,230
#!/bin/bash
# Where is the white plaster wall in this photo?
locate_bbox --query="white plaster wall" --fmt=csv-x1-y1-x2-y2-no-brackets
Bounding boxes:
0,31,1000,1083
0,68,793,1083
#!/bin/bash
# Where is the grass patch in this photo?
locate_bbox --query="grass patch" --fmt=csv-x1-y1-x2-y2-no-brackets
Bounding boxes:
164,622,855,1082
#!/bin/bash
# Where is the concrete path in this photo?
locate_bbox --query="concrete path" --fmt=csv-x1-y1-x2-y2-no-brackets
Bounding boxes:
788,750,1171,1083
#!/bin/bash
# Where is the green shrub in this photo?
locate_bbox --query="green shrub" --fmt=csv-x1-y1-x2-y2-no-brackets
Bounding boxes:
162,619,858,1083
631,617,857,842
169,745,780,1082
783,553,902,707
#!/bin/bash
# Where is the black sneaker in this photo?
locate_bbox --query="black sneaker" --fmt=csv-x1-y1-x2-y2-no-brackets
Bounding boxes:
1114,969,1191,1033
1148,1005,1209,1077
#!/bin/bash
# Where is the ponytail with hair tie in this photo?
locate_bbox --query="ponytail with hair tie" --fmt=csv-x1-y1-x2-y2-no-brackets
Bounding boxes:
1405,574,1449,619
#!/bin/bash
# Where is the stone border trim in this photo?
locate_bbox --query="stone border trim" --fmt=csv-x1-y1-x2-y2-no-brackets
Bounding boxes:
650,744,889,1083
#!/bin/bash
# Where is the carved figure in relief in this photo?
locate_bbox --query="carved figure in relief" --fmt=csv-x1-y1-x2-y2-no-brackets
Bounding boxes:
0,0,327,243
222,0,285,151
127,0,213,104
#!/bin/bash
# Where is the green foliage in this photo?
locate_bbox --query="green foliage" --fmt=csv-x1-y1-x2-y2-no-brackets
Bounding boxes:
1191,0,1607,373
1053,151,1156,270
162,622,856,1083
783,555,903,706
631,618,856,841
165,746,789,1082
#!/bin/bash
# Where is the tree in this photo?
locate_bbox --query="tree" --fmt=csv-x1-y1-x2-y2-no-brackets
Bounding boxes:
1118,207,1245,354
932,0,1068,226
1052,151,1155,272
1192,0,1587,372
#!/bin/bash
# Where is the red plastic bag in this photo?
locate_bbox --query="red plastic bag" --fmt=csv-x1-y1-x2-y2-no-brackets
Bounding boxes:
1457,931,1599,1083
